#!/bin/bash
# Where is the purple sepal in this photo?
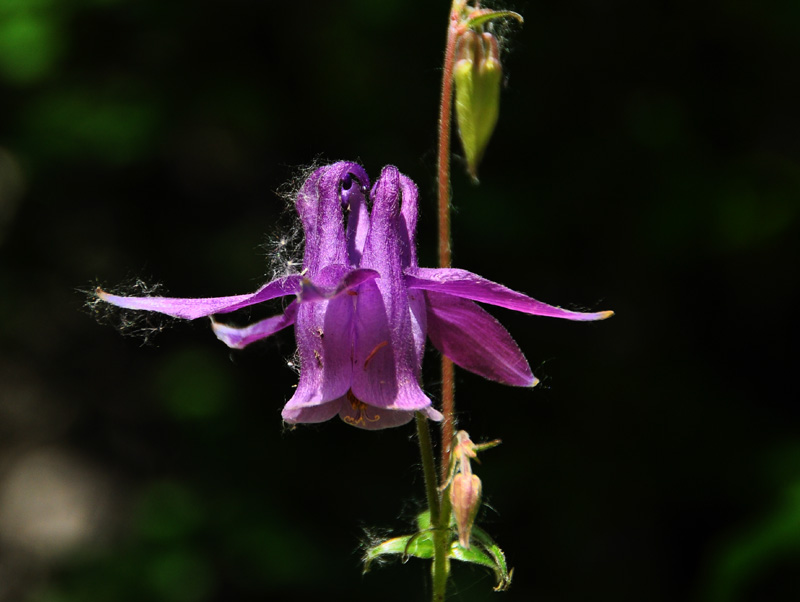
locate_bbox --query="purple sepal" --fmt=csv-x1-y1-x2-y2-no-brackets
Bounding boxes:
298,266,379,302
405,268,614,321
211,301,299,349
426,291,536,387
96,274,302,320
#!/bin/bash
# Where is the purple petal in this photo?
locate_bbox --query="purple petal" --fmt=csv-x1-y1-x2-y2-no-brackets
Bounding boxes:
408,287,427,372
405,268,614,321
294,166,326,252
281,394,442,429
398,173,419,268
351,281,431,411
299,266,379,303
396,174,427,366
419,406,445,422
282,398,343,425
211,301,298,349
96,274,302,320
285,260,387,410
283,294,355,410
350,167,432,411
298,162,368,275
343,170,371,266
426,291,536,387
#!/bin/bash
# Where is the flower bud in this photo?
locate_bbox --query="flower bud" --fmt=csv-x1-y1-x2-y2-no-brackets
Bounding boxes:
454,429,478,461
450,470,482,548
454,29,502,181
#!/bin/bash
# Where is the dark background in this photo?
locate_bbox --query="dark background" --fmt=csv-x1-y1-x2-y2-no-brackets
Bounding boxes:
1,1,798,601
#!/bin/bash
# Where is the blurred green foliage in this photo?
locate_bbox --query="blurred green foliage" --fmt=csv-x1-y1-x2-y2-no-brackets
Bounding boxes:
0,11,63,84
154,347,232,420
23,88,158,164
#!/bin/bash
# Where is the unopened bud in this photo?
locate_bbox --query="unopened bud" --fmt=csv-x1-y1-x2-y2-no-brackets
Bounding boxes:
454,430,478,461
450,470,482,548
454,429,501,463
454,29,502,181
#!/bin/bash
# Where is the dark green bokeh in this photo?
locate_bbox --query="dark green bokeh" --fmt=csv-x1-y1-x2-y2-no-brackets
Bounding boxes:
1,1,798,601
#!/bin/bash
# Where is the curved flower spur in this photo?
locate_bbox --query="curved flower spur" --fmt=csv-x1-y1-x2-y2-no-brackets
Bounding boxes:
97,162,612,429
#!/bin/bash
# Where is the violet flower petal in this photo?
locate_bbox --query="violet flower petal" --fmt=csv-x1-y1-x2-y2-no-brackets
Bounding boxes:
405,268,614,321
343,170,371,266
285,164,363,411
298,266,379,303
211,301,299,349
282,398,343,424
397,174,427,369
283,397,442,430
96,274,303,320
352,166,432,411
397,172,419,269
299,162,368,274
284,294,355,409
419,406,445,422
426,291,536,387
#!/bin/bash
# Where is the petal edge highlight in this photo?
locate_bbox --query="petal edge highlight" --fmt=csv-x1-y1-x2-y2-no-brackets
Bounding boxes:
405,268,613,321
211,301,299,349
426,291,537,387
96,274,303,320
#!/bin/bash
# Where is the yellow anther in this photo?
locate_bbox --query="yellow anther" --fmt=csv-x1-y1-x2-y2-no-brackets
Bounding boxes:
343,391,381,426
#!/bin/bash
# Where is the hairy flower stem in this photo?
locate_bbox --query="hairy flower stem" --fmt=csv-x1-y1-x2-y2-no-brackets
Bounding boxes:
416,413,441,525
415,413,449,600
437,0,464,487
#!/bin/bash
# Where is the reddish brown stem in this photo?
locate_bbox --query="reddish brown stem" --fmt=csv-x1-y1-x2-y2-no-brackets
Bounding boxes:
437,6,462,483
439,357,456,483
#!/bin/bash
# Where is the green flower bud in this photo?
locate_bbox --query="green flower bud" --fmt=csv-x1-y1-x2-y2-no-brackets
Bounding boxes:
454,29,502,182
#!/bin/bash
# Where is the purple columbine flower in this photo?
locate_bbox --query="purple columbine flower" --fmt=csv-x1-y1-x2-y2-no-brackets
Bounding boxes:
97,161,611,429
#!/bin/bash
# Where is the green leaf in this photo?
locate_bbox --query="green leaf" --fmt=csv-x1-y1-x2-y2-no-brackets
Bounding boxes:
465,10,524,31
416,510,432,530
449,541,496,569
363,530,435,572
448,533,513,591
471,525,514,591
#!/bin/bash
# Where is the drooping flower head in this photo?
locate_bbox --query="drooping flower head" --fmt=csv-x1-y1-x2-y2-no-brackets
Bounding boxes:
97,162,611,429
